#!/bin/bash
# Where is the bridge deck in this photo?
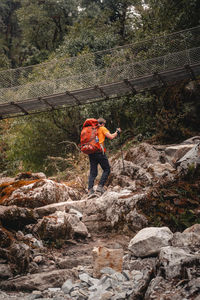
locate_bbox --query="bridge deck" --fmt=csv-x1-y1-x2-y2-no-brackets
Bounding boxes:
0,63,199,119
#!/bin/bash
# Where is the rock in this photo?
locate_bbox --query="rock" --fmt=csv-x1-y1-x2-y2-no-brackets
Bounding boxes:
165,144,194,159
15,172,46,181
57,255,92,270
124,143,160,169
0,225,13,247
183,223,200,235
171,231,200,251
33,255,44,264
62,279,74,294
0,247,9,260
145,273,200,299
66,214,89,239
110,159,153,187
181,136,200,145
92,246,124,278
34,190,146,234
125,208,148,232
100,267,117,276
147,162,175,180
101,190,146,229
0,263,13,279
68,208,83,220
0,179,76,208
123,255,156,273
128,227,173,257
176,143,200,170
61,279,74,294
0,205,37,230
32,210,88,241
32,211,71,241
158,246,196,279
172,145,196,164
8,242,30,274
145,276,181,300
0,269,78,291
29,290,43,300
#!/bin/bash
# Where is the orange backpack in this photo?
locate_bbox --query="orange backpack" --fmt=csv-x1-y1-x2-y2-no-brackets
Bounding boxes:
80,119,102,154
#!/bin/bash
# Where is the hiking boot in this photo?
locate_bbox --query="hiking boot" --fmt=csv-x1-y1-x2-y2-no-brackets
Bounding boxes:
96,185,105,194
88,188,94,196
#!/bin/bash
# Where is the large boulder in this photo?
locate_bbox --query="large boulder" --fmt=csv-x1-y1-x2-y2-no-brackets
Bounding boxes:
124,143,161,169
65,214,89,239
8,242,31,274
34,189,147,234
171,231,200,251
128,227,173,257
183,223,200,235
0,269,78,292
176,143,200,171
110,160,153,188
0,179,80,208
32,211,88,241
0,205,37,229
110,142,177,188
158,246,198,279
165,144,194,163
0,225,13,248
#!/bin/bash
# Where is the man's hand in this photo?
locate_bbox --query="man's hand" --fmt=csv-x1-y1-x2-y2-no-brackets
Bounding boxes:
116,128,121,134
105,128,121,140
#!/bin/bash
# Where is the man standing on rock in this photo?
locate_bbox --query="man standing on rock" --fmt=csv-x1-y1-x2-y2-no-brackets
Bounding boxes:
88,118,121,196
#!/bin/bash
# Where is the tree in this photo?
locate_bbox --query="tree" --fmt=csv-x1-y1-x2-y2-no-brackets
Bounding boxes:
141,0,200,34
0,0,21,68
16,0,78,59
80,0,142,43
4,107,83,174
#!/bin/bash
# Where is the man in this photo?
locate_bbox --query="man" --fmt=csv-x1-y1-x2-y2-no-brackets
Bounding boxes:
88,117,121,196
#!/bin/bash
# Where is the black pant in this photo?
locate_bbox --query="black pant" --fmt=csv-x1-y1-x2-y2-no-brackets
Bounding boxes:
88,152,111,190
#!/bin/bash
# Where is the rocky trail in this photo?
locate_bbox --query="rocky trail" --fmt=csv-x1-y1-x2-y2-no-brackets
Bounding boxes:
0,138,200,299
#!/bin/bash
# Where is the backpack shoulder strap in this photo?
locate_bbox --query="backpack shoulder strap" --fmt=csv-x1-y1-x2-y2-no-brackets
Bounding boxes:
83,118,98,127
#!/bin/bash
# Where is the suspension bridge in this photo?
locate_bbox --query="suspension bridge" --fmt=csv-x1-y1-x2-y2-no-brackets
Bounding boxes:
0,26,200,119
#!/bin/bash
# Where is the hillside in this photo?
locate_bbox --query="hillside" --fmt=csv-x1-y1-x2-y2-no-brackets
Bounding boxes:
0,138,199,299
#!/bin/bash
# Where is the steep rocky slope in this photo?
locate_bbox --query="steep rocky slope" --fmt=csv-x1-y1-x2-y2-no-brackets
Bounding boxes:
0,138,200,299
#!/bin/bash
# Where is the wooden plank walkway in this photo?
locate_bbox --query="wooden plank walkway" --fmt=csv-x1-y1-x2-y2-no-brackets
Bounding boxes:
0,63,200,120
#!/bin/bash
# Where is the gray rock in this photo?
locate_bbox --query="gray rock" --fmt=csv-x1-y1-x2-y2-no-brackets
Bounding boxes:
112,291,127,300
158,246,196,279
171,231,200,251
128,226,173,257
0,269,78,291
111,272,127,282
177,143,200,171
122,270,131,280
79,273,91,284
0,263,13,279
181,136,200,145
100,267,116,275
69,208,83,220
29,291,43,300
61,279,74,294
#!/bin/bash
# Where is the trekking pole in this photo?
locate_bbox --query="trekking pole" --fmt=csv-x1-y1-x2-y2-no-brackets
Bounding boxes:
117,130,125,172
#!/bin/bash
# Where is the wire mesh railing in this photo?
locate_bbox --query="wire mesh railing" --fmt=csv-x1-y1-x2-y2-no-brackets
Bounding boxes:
0,26,200,104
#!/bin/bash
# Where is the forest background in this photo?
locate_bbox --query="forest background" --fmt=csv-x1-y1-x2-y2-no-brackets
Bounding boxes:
0,0,200,177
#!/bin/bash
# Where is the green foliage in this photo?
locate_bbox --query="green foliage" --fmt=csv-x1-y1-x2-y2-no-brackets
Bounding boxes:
1,0,200,175
16,0,78,58
137,171,200,232
152,83,200,144
55,18,120,57
141,0,200,34
3,107,83,175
